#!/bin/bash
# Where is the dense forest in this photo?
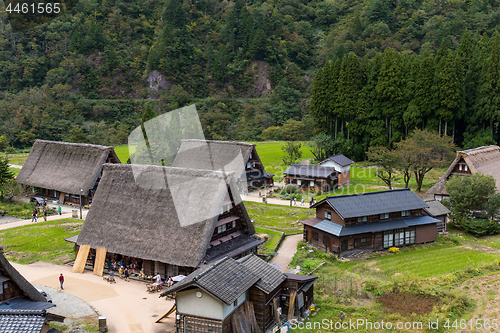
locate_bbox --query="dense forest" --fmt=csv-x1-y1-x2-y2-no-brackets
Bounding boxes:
1,0,500,153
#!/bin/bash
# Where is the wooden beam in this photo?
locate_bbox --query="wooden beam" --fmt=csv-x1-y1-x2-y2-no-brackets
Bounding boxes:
155,305,176,323
288,292,296,321
72,244,90,274
272,297,280,326
93,247,106,276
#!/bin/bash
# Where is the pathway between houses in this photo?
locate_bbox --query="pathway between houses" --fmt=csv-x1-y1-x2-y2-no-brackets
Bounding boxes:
270,234,303,273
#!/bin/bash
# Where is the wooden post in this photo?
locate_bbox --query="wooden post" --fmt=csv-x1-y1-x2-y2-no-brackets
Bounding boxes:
72,244,90,273
273,298,280,325
93,247,106,276
288,292,296,321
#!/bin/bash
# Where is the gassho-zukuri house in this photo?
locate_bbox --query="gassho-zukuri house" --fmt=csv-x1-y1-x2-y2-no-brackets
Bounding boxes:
427,145,500,201
69,163,264,278
300,189,439,257
16,139,121,205
172,139,274,190
160,254,317,333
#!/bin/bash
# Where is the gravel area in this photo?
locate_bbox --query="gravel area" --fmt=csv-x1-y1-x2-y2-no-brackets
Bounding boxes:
33,284,97,318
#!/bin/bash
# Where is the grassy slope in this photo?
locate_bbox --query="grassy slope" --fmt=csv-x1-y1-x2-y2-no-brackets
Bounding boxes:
254,227,283,255
246,201,314,234
0,219,82,264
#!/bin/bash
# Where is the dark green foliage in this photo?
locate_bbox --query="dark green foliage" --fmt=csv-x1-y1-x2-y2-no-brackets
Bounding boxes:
0,156,14,201
281,142,302,165
461,218,500,237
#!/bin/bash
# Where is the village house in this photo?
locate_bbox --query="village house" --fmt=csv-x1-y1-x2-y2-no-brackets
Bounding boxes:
317,154,354,186
284,164,338,192
300,189,439,257
16,139,121,205
70,163,263,278
160,254,317,333
427,145,500,201
0,246,64,331
423,199,450,233
172,139,274,190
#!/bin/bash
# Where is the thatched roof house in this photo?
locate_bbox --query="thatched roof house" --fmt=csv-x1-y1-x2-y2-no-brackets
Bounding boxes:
16,140,120,204
172,139,274,190
427,146,500,200
74,164,262,277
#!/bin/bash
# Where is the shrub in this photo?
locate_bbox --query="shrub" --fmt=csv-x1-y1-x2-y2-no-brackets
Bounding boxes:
389,247,399,253
461,218,500,237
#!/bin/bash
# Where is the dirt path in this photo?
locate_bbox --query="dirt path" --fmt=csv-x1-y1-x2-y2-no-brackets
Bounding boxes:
270,234,303,273
7,164,22,169
14,261,175,333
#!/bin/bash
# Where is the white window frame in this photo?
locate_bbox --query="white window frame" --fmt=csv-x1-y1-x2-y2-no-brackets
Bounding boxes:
324,211,331,220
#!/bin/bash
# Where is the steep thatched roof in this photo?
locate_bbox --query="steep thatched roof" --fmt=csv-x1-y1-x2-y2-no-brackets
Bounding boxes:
16,140,120,196
0,248,46,303
77,164,255,268
427,146,500,196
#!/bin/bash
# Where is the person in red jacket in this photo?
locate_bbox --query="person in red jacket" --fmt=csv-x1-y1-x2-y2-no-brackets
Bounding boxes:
59,273,64,290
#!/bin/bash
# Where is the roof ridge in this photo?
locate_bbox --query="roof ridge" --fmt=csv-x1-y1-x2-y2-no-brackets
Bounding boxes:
326,188,410,200
194,256,236,282
181,139,256,147
34,139,114,150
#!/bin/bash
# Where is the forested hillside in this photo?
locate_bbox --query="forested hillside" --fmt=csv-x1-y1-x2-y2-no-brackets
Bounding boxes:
1,0,500,150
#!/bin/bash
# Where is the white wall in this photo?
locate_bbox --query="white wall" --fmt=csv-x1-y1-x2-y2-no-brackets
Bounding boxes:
318,160,350,173
177,288,224,320
222,292,247,319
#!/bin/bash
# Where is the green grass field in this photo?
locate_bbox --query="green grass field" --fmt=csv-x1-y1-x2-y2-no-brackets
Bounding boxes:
8,167,20,176
246,201,313,234
349,245,500,278
254,227,283,254
0,218,82,264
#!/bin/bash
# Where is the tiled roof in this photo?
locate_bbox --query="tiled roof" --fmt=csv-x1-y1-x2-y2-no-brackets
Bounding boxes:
326,154,354,167
238,255,286,294
323,188,428,219
284,164,337,179
311,216,439,237
424,200,451,217
160,256,260,305
0,309,47,333
203,234,264,264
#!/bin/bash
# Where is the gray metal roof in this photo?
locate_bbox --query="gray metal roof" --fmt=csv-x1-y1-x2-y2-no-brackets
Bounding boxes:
0,298,55,311
0,309,47,333
160,256,260,305
324,188,428,219
284,164,337,179
312,216,439,237
237,255,286,294
326,154,354,167
424,200,451,217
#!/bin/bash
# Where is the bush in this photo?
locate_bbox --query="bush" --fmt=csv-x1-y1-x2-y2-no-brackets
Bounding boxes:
389,247,400,253
461,218,500,237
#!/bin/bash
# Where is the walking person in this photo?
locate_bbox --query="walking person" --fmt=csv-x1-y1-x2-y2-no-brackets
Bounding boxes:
124,267,130,282
43,209,47,222
293,197,297,206
301,198,304,206
58,206,62,215
59,273,64,290
31,210,37,222
310,196,314,207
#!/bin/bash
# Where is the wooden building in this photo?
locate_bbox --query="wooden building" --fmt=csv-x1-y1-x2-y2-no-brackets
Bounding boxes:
172,139,274,190
71,164,263,278
0,246,63,331
427,145,500,201
423,199,450,233
16,139,121,205
284,164,337,192
160,254,317,333
300,189,439,257
317,154,354,186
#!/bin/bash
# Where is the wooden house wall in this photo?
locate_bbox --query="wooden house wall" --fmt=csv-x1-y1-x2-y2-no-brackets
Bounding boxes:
338,170,350,185
315,203,344,226
416,224,437,243
0,280,21,302
344,209,422,226
305,226,340,253
176,314,223,333
248,284,281,332
422,211,447,232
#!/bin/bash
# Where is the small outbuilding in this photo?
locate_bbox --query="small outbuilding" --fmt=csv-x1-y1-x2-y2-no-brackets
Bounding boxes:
317,154,354,186
284,164,338,192
423,199,450,232
16,139,121,205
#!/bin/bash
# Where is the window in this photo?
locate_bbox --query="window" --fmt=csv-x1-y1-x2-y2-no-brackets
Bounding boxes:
217,224,226,234
354,238,371,247
324,211,331,220
231,221,236,229
465,165,468,171
459,164,463,171
380,213,389,220
383,232,393,248
357,216,367,223
394,229,405,246
297,180,301,186
310,180,314,187
401,210,411,217
405,230,415,244
246,162,251,169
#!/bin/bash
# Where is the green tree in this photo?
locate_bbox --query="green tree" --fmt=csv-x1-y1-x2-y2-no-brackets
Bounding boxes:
0,156,14,201
0,136,9,152
367,145,397,190
446,173,496,223
308,133,335,163
282,142,303,165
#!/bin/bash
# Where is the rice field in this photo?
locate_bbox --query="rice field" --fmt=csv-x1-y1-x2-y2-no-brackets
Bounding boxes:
354,245,500,278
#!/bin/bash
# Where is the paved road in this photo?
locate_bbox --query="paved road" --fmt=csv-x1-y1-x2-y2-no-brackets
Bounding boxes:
270,234,303,273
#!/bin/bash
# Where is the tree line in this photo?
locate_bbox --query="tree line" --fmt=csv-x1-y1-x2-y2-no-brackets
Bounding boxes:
310,31,500,161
